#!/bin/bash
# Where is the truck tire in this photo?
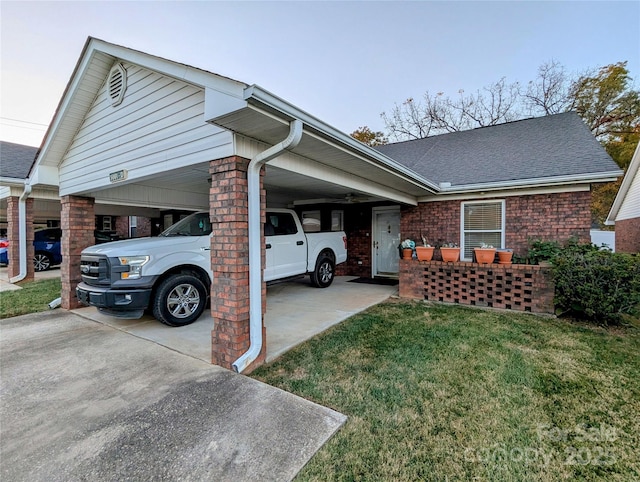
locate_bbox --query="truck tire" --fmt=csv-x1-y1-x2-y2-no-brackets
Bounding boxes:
310,255,335,288
152,274,207,327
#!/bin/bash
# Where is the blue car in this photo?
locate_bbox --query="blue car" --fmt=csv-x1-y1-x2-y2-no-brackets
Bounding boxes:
0,228,63,271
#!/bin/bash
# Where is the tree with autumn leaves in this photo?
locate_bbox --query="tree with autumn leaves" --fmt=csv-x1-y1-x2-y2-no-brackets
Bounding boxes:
351,61,639,227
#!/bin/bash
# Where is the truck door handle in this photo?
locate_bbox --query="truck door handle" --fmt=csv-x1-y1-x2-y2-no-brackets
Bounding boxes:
202,247,211,251
296,241,304,246
266,244,272,249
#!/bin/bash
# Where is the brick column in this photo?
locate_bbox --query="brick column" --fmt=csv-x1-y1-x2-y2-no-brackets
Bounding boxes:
7,196,20,279
6,196,35,282
209,156,267,371
61,195,95,309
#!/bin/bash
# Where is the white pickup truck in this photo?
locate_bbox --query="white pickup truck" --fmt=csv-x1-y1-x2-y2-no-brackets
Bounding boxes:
76,208,347,327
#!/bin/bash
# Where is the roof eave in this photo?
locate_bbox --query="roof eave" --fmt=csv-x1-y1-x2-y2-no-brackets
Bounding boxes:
244,85,440,194
432,170,623,196
0,177,27,186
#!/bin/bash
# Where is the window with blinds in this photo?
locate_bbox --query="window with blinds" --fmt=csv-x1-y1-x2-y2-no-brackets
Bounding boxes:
461,201,505,260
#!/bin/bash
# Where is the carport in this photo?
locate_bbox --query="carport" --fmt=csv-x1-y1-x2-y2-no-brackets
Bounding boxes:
23,38,438,372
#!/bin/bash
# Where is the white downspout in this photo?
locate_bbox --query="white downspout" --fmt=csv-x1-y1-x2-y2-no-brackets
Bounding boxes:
10,183,33,283
233,119,303,373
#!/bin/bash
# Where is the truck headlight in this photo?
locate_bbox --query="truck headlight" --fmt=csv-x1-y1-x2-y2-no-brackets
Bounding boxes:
118,256,149,280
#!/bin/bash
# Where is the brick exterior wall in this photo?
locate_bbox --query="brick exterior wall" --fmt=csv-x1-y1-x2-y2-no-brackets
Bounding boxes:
115,216,129,238
209,156,266,371
336,205,375,277
113,216,153,238
401,191,592,259
615,217,640,253
400,259,555,314
6,196,35,282
135,217,152,237
61,196,95,309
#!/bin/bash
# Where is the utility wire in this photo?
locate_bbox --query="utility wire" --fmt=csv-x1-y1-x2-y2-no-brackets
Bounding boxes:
0,117,48,127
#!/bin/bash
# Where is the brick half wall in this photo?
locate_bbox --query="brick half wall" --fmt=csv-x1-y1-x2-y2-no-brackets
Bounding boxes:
400,259,555,314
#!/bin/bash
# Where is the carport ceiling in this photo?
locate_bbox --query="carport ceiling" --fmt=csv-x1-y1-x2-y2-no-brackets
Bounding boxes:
113,162,385,209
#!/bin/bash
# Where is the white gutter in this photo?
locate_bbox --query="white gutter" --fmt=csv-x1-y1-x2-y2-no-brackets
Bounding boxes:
427,170,623,196
9,183,33,283
232,119,303,373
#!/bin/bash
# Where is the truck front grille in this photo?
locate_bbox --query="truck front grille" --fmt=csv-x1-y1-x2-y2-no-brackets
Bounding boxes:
80,255,111,286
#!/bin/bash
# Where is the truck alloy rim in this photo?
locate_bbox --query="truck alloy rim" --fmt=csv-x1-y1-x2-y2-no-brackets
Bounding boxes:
318,261,333,284
166,283,201,319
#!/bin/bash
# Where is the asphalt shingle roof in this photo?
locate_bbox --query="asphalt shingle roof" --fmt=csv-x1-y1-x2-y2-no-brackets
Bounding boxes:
375,112,619,187
0,141,38,179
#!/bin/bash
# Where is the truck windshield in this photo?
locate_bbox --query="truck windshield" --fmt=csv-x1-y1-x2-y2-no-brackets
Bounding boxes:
160,212,212,236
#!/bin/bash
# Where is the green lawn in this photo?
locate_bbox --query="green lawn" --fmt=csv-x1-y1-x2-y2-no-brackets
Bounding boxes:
252,301,640,481
0,278,62,319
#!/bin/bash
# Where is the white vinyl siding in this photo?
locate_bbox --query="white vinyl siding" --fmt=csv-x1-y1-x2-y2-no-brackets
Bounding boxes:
58,63,233,196
617,169,640,220
461,200,505,260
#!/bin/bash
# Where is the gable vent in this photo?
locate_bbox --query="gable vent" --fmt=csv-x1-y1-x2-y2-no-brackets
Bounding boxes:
108,63,127,107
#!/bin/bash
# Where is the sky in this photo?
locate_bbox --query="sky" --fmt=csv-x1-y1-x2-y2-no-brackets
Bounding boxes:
1,0,639,148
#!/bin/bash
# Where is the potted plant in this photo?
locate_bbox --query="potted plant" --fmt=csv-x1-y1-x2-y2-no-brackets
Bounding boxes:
400,239,416,259
474,243,497,264
440,242,460,262
497,248,513,265
415,236,435,261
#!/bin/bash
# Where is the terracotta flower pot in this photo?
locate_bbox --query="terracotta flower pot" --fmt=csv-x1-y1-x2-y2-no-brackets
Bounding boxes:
402,248,413,260
440,247,460,262
415,246,435,261
474,248,497,264
497,250,513,265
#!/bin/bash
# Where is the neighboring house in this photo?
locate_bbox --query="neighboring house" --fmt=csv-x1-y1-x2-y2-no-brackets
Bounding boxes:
607,143,640,253
12,37,621,371
1,140,56,280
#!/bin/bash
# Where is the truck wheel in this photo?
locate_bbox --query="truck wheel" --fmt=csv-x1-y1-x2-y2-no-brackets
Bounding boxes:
153,274,207,327
310,255,335,288
33,252,52,271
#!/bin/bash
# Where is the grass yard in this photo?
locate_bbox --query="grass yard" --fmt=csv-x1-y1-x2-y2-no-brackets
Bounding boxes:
252,301,640,481
0,278,62,319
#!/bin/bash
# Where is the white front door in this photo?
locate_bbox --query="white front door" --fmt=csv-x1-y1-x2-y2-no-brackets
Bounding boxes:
372,207,401,277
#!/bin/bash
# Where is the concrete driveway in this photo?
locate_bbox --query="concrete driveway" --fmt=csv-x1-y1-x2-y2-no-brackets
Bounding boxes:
72,276,399,364
0,310,346,481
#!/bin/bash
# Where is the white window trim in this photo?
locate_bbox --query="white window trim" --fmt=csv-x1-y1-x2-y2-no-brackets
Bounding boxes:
460,200,506,261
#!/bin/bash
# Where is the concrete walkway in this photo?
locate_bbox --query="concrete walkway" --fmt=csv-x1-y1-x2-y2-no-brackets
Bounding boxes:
0,266,61,291
0,310,346,481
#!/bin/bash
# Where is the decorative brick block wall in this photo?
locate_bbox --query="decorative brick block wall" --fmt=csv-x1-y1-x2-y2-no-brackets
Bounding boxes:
209,156,266,371
615,217,640,253
400,259,555,314
402,191,592,258
6,196,35,282
61,196,95,309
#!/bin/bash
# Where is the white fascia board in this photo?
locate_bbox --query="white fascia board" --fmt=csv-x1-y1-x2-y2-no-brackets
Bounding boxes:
419,184,590,203
430,170,622,198
269,154,418,206
0,177,26,188
204,88,248,123
606,143,640,224
29,165,59,187
244,85,440,193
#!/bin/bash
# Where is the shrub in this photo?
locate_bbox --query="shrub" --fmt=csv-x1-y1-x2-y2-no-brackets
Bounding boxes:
527,239,562,264
553,248,640,324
